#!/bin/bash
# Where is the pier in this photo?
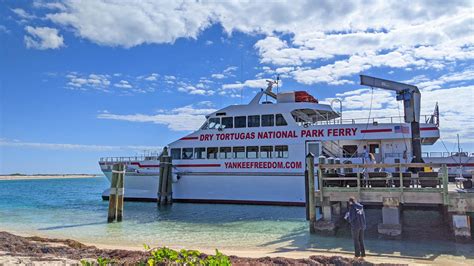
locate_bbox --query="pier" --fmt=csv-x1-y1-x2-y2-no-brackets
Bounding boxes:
305,156,474,241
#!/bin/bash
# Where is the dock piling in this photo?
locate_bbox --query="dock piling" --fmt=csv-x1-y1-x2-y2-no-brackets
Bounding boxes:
158,148,173,206
108,163,125,223
116,166,125,222
304,169,310,221
306,153,316,233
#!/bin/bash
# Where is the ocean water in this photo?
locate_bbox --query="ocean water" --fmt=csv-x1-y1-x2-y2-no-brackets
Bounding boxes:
0,177,473,260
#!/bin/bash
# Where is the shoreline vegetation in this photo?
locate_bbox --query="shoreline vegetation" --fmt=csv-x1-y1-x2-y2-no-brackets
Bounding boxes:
0,231,386,265
0,174,99,181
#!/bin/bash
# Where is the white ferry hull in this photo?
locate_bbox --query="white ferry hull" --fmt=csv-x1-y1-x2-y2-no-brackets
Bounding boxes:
102,172,306,205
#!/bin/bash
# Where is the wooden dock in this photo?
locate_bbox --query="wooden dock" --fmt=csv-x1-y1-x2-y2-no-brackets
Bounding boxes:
305,158,474,241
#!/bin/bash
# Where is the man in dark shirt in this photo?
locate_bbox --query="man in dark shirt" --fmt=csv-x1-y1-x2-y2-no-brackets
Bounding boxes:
345,197,366,257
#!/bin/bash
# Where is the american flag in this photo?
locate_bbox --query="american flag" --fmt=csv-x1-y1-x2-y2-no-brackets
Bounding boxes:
394,125,409,133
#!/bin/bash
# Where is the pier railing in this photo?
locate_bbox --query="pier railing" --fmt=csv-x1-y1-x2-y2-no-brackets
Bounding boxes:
314,163,449,205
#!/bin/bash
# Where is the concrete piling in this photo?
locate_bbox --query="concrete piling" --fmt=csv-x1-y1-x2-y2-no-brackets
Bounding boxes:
450,213,472,242
377,197,402,237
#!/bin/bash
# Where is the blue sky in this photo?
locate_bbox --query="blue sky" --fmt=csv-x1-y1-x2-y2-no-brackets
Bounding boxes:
0,0,473,174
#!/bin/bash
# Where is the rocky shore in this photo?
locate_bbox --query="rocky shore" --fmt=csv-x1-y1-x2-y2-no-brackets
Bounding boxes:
0,231,392,265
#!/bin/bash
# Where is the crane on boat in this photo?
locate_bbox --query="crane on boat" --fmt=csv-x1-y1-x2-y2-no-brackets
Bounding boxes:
360,75,424,164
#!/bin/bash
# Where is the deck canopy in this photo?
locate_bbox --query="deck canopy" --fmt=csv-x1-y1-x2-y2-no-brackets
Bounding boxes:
291,108,340,124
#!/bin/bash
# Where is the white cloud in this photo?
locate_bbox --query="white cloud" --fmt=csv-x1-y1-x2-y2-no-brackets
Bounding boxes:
11,8,36,20
205,40,213,45
177,85,214,96
0,25,9,34
210,66,238,80
0,138,162,152
197,100,213,107
114,80,132,89
222,79,270,90
46,1,214,47
66,73,110,91
97,104,217,131
24,26,64,50
292,50,427,85
223,66,238,74
33,1,67,11
144,73,159,81
211,73,226,79
414,68,474,91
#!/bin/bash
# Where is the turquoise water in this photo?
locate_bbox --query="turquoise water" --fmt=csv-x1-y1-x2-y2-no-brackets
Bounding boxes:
0,177,473,260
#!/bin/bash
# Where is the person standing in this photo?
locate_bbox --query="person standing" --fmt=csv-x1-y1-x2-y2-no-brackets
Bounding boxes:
362,146,369,164
345,197,366,257
362,146,370,186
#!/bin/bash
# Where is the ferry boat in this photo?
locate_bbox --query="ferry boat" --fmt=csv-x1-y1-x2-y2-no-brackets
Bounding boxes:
99,77,473,205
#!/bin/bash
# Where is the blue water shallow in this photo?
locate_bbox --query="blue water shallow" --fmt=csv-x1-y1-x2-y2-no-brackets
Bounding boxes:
0,177,473,261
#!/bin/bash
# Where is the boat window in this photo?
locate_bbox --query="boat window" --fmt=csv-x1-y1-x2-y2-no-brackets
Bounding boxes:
208,117,221,129
207,147,218,159
248,115,260,127
221,117,233,129
171,148,181,160
276,114,287,126
275,145,289,158
219,147,232,159
246,146,259,158
182,148,193,159
233,146,245,159
234,116,246,128
200,121,209,130
343,145,358,158
194,147,206,159
260,146,273,158
261,114,274,127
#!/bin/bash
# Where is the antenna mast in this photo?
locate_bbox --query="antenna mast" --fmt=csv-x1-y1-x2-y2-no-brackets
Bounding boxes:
276,74,280,94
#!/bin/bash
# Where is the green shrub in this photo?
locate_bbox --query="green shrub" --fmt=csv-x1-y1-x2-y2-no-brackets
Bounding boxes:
143,245,231,265
80,257,112,266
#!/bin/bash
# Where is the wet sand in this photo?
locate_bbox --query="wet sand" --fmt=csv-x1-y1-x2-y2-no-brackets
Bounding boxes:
0,174,98,181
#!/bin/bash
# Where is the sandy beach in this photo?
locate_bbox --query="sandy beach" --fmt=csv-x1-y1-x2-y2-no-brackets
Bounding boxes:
0,231,376,265
1,231,473,265
0,174,99,181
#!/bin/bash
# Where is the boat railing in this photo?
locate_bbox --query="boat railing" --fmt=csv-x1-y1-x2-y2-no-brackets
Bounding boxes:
99,156,159,163
422,152,473,158
302,114,436,126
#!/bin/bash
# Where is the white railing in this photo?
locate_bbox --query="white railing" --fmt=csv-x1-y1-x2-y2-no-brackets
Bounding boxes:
422,152,474,158
99,156,160,163
299,114,436,126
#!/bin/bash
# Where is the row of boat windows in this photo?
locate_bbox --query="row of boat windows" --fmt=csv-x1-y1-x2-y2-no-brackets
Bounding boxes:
202,114,288,129
170,145,289,160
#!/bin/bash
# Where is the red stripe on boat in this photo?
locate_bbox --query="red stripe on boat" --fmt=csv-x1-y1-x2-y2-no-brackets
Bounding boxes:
420,127,438,131
360,128,392,133
176,164,221,167
130,162,221,168
180,136,199,140
447,163,474,167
